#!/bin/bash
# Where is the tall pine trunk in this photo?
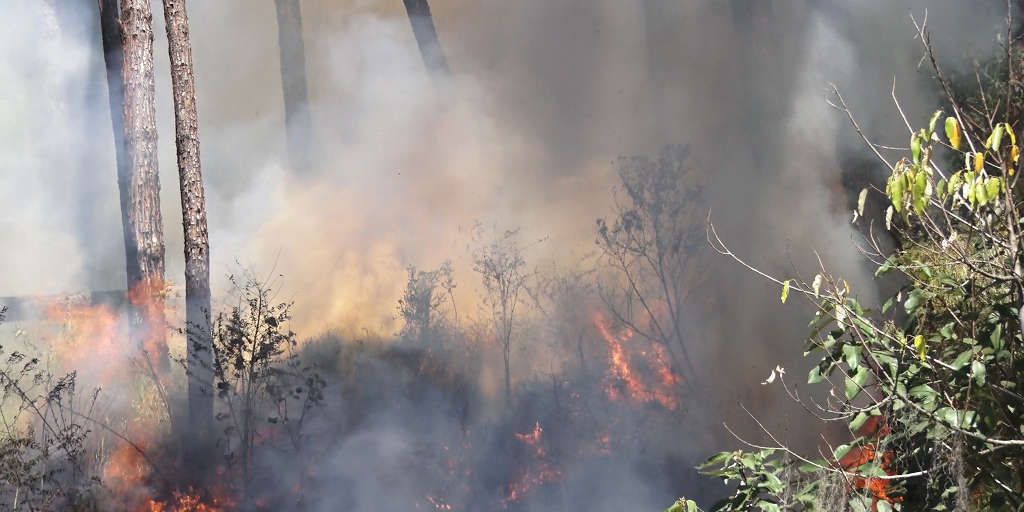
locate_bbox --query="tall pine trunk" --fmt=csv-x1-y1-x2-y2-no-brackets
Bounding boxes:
118,0,169,374
401,0,450,78
274,0,314,172
161,0,214,447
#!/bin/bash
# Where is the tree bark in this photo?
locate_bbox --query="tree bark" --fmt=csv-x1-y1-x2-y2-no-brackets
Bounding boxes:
161,0,214,446
274,0,314,172
118,0,169,372
401,0,451,78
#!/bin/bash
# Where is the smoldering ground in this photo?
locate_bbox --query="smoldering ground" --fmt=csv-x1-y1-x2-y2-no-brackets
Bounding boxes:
0,0,1013,510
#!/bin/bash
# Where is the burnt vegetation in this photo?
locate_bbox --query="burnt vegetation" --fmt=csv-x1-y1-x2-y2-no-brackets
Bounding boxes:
7,2,1024,512
0,144,712,510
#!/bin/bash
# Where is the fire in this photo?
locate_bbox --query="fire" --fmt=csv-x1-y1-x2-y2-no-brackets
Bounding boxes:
45,298,122,384
39,280,232,511
103,439,157,510
593,312,681,410
43,278,177,386
515,421,546,457
425,495,454,510
145,489,234,512
837,416,903,508
503,422,563,508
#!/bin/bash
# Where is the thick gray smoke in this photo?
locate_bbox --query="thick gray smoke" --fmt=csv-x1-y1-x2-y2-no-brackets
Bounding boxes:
0,0,1011,509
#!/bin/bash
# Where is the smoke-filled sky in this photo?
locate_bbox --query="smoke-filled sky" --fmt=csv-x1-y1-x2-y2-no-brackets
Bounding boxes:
0,0,1010,444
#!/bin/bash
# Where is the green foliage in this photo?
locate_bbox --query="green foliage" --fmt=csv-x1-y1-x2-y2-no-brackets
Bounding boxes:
698,71,1024,510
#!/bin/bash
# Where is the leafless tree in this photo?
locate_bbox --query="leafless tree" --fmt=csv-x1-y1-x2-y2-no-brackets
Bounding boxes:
527,265,598,377
472,225,529,403
160,0,214,450
596,144,707,378
397,261,456,344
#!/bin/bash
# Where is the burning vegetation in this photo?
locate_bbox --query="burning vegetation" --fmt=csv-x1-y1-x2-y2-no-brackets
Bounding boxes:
11,1,1024,511
0,186,703,510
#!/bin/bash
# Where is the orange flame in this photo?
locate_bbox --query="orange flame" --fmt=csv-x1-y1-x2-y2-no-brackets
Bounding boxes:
43,279,175,386
593,312,681,410
838,416,903,509
145,489,234,512
503,422,563,507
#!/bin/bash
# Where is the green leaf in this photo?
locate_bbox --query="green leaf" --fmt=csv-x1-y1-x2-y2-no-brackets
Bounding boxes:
950,349,973,371
990,324,1003,351
904,290,923,314
857,188,868,216
665,499,703,512
936,407,960,426
850,411,869,431
976,181,989,206
948,171,962,197
928,110,942,135
845,366,869,400
808,366,825,384
986,177,1001,202
914,334,927,361
781,280,791,304
843,344,862,369
937,178,948,199
939,322,955,340
913,171,928,213
989,124,1004,151
833,443,852,461
971,360,986,386
946,117,961,149
911,134,922,164
881,296,895,313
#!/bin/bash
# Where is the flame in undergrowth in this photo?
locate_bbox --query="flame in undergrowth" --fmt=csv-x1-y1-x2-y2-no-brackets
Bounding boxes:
424,495,454,511
593,312,681,410
103,438,157,510
503,422,563,508
43,278,176,385
103,434,235,511
42,280,231,511
590,431,612,457
515,421,547,457
45,298,122,383
838,416,903,509
145,488,235,512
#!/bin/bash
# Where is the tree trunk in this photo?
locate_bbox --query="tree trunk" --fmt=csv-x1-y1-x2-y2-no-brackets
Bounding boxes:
274,0,314,172
118,0,169,373
161,0,214,447
401,0,451,78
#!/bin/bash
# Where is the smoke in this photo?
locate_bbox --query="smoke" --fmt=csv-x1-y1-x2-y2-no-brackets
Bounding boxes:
0,0,1013,509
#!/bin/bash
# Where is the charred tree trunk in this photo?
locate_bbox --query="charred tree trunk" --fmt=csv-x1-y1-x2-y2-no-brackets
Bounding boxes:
401,0,451,78
118,0,169,373
274,0,314,172
161,0,214,449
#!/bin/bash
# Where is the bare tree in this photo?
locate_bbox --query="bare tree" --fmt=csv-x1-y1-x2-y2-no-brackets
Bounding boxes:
118,0,169,373
273,0,314,172
401,0,451,78
397,261,456,345
527,266,597,377
160,0,214,446
596,144,706,379
472,225,529,403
